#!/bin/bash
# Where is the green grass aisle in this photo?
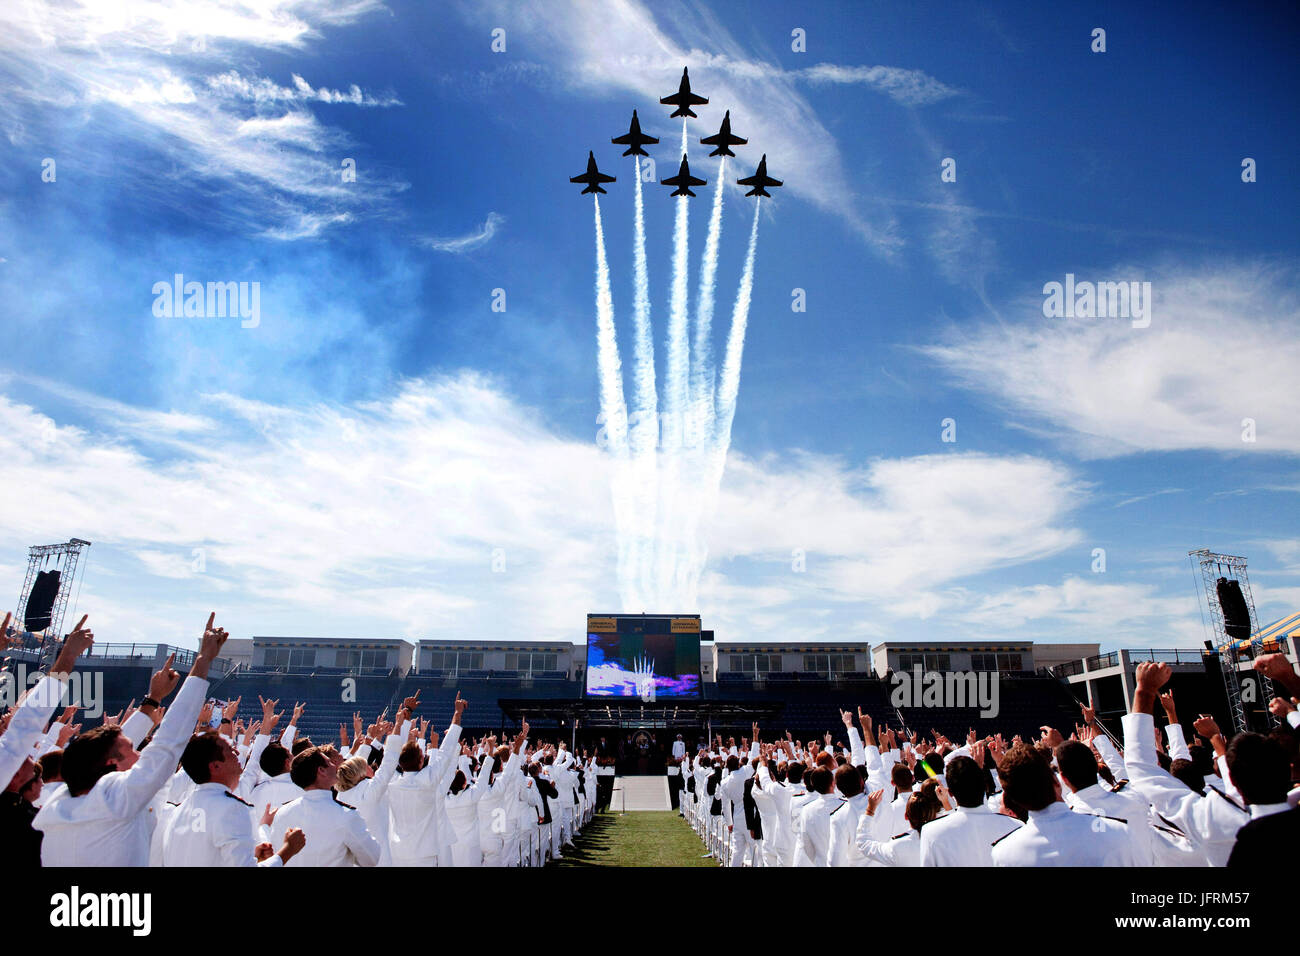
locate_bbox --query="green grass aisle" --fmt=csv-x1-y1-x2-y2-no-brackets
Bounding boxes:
547,811,719,867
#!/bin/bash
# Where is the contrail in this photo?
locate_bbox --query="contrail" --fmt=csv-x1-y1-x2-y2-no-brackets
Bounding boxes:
690,198,762,596
714,199,761,458
655,120,692,605
687,156,725,449
593,196,635,603
630,155,657,448
662,119,691,453
593,196,629,455
629,155,658,609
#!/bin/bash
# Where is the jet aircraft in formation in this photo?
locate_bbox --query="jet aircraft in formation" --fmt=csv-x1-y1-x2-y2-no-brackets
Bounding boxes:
571,68,782,199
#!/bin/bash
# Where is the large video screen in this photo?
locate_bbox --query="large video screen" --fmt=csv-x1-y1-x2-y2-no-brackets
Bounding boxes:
585,616,701,698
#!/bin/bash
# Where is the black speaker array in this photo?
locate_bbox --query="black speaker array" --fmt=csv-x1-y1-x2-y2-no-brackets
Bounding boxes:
1215,577,1252,640
24,569,62,631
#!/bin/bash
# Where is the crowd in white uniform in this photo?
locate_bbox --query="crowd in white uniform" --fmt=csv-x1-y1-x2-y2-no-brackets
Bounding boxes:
0,613,599,867
680,656,1300,868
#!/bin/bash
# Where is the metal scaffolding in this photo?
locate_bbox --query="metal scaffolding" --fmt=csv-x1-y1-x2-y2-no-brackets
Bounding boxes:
14,538,92,657
1189,549,1279,734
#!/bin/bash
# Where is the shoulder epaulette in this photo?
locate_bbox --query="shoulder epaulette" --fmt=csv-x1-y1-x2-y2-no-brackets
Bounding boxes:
890,831,910,840
1155,812,1187,836
1209,787,1248,814
1088,812,1127,825
223,792,253,807
829,801,846,816
990,828,1018,847
166,800,182,808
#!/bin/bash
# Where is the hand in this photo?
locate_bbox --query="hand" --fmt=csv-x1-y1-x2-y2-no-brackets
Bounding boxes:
1192,714,1221,740
51,614,95,675
254,842,274,862
1079,699,1097,727
261,804,279,827
1039,726,1064,749
401,691,421,713
1134,661,1172,694
225,696,240,722
970,739,986,769
278,827,306,863
1269,696,1297,717
191,612,229,679
148,652,181,703
1159,690,1177,723
840,709,853,729
291,701,306,724
1254,654,1300,695
259,695,279,722
866,789,885,815
0,611,11,651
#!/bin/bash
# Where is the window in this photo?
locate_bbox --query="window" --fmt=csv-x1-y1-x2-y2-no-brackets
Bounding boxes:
971,654,996,671
265,647,314,668
896,653,949,672
425,650,482,672
996,653,1023,673
725,654,780,676
504,652,559,674
337,649,388,670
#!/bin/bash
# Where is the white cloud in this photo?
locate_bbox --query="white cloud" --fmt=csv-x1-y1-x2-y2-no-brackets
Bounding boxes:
796,64,959,106
419,212,505,254
206,71,403,107
0,0,403,238
0,375,1097,646
920,262,1300,456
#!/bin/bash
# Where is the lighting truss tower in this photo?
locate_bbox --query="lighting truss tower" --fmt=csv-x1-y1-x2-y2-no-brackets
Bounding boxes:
14,538,92,653
1189,549,1279,734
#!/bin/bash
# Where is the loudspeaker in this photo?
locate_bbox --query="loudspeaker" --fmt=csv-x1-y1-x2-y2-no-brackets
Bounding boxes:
24,569,62,632
1216,577,1251,641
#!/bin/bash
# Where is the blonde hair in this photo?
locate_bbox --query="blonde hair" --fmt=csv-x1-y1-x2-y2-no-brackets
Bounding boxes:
335,755,369,792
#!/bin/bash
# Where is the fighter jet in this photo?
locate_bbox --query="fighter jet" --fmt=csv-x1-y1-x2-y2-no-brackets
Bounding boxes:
700,110,747,157
661,154,706,197
660,67,708,118
611,109,659,157
736,154,782,197
570,151,616,194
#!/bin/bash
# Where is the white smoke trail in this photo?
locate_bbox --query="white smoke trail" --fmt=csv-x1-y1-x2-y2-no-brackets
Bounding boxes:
654,120,692,606
628,155,659,610
673,156,727,605
630,155,657,444
714,199,761,458
593,196,635,603
688,156,726,449
683,199,762,600
593,196,629,455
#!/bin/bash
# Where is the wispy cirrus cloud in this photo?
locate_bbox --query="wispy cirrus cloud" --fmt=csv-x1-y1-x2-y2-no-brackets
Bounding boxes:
418,212,505,254
921,262,1300,457
0,0,405,238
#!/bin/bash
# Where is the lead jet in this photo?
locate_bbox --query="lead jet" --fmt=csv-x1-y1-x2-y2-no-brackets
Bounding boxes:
611,109,659,157
736,154,782,197
661,154,706,197
700,110,746,157
660,67,708,118
570,151,616,194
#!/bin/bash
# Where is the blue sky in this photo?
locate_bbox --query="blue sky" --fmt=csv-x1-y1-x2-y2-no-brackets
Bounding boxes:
0,0,1296,651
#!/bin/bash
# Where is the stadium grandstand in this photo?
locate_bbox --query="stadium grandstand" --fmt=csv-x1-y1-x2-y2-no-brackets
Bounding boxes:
7,615,1294,752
